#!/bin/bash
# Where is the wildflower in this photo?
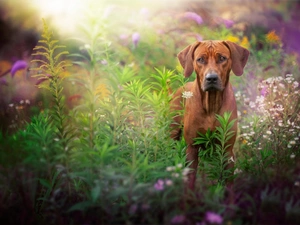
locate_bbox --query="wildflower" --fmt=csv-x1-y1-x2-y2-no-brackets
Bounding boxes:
154,179,164,191
240,36,250,49
171,215,186,224
242,139,247,144
289,140,296,145
177,163,183,168
0,78,8,86
182,168,190,176
129,204,138,215
182,91,193,99
234,168,242,174
222,18,234,28
295,181,300,186
290,153,295,159
196,34,203,41
11,60,27,77
165,179,173,186
25,99,30,104
182,12,203,25
226,35,239,43
266,131,272,135
54,138,59,142
260,86,267,97
205,211,223,224
132,32,140,48
266,30,280,43
293,81,299,89
172,173,180,178
166,166,175,171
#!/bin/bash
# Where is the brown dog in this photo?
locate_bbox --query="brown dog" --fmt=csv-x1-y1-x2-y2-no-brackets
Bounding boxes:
170,40,249,189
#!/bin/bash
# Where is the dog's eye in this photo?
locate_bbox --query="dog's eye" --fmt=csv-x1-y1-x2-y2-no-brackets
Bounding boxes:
219,55,227,62
197,57,206,64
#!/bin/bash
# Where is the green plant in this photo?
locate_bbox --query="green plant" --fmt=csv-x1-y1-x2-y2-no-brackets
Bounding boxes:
30,20,73,164
194,112,236,186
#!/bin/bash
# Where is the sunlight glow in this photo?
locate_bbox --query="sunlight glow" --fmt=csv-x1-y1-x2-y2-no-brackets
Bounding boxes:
30,0,182,35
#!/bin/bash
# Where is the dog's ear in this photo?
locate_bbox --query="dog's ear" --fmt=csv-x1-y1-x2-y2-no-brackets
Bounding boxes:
177,42,200,77
223,41,249,76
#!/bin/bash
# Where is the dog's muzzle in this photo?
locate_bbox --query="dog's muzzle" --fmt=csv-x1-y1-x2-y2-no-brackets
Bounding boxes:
203,73,223,91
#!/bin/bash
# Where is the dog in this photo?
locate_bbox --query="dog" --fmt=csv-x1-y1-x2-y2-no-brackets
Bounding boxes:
170,40,249,189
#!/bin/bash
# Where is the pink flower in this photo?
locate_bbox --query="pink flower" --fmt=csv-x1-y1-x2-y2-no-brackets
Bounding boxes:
154,179,164,191
132,32,140,48
0,78,8,86
205,211,223,224
171,215,185,224
260,86,267,97
196,34,203,41
11,60,27,77
222,19,234,28
182,12,203,25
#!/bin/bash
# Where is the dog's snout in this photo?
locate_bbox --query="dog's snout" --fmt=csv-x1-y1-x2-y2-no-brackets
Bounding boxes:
205,73,218,83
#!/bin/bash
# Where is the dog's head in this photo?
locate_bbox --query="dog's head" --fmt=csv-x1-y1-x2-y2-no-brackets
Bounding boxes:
178,40,249,92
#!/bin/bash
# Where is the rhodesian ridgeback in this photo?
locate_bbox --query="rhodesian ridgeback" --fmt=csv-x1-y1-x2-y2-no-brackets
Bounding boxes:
170,40,249,189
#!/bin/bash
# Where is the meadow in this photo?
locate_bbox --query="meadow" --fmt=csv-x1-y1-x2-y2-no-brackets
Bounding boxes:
0,1,299,224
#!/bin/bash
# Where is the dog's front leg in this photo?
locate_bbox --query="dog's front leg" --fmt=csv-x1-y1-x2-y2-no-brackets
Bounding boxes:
186,144,199,190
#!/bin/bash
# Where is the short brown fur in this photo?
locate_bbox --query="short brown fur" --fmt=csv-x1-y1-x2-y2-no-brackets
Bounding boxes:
170,40,249,189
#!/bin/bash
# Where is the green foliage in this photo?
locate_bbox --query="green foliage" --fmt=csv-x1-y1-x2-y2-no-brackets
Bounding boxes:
30,20,74,162
194,112,236,185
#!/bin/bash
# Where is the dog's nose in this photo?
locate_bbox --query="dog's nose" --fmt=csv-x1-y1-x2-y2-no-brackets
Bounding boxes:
205,73,218,83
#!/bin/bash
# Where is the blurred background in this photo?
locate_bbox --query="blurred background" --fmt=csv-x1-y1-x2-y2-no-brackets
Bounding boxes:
0,0,299,133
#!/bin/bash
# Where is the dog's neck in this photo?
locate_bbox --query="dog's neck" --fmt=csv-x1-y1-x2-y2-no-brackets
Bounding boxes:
201,89,223,114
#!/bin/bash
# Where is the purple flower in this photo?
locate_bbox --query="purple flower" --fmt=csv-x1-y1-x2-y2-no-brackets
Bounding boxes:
196,34,203,41
183,12,203,25
0,78,8,86
260,86,267,97
154,179,164,191
171,215,186,224
129,204,138,215
11,60,27,77
222,18,234,28
205,211,223,224
132,32,140,48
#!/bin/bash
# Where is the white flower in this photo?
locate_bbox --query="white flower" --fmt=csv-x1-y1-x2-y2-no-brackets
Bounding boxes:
182,168,190,176
234,168,242,175
165,179,173,186
166,166,175,171
290,153,295,159
266,131,272,135
176,163,183,168
228,156,235,163
289,140,296,145
293,81,299,89
182,91,193,99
